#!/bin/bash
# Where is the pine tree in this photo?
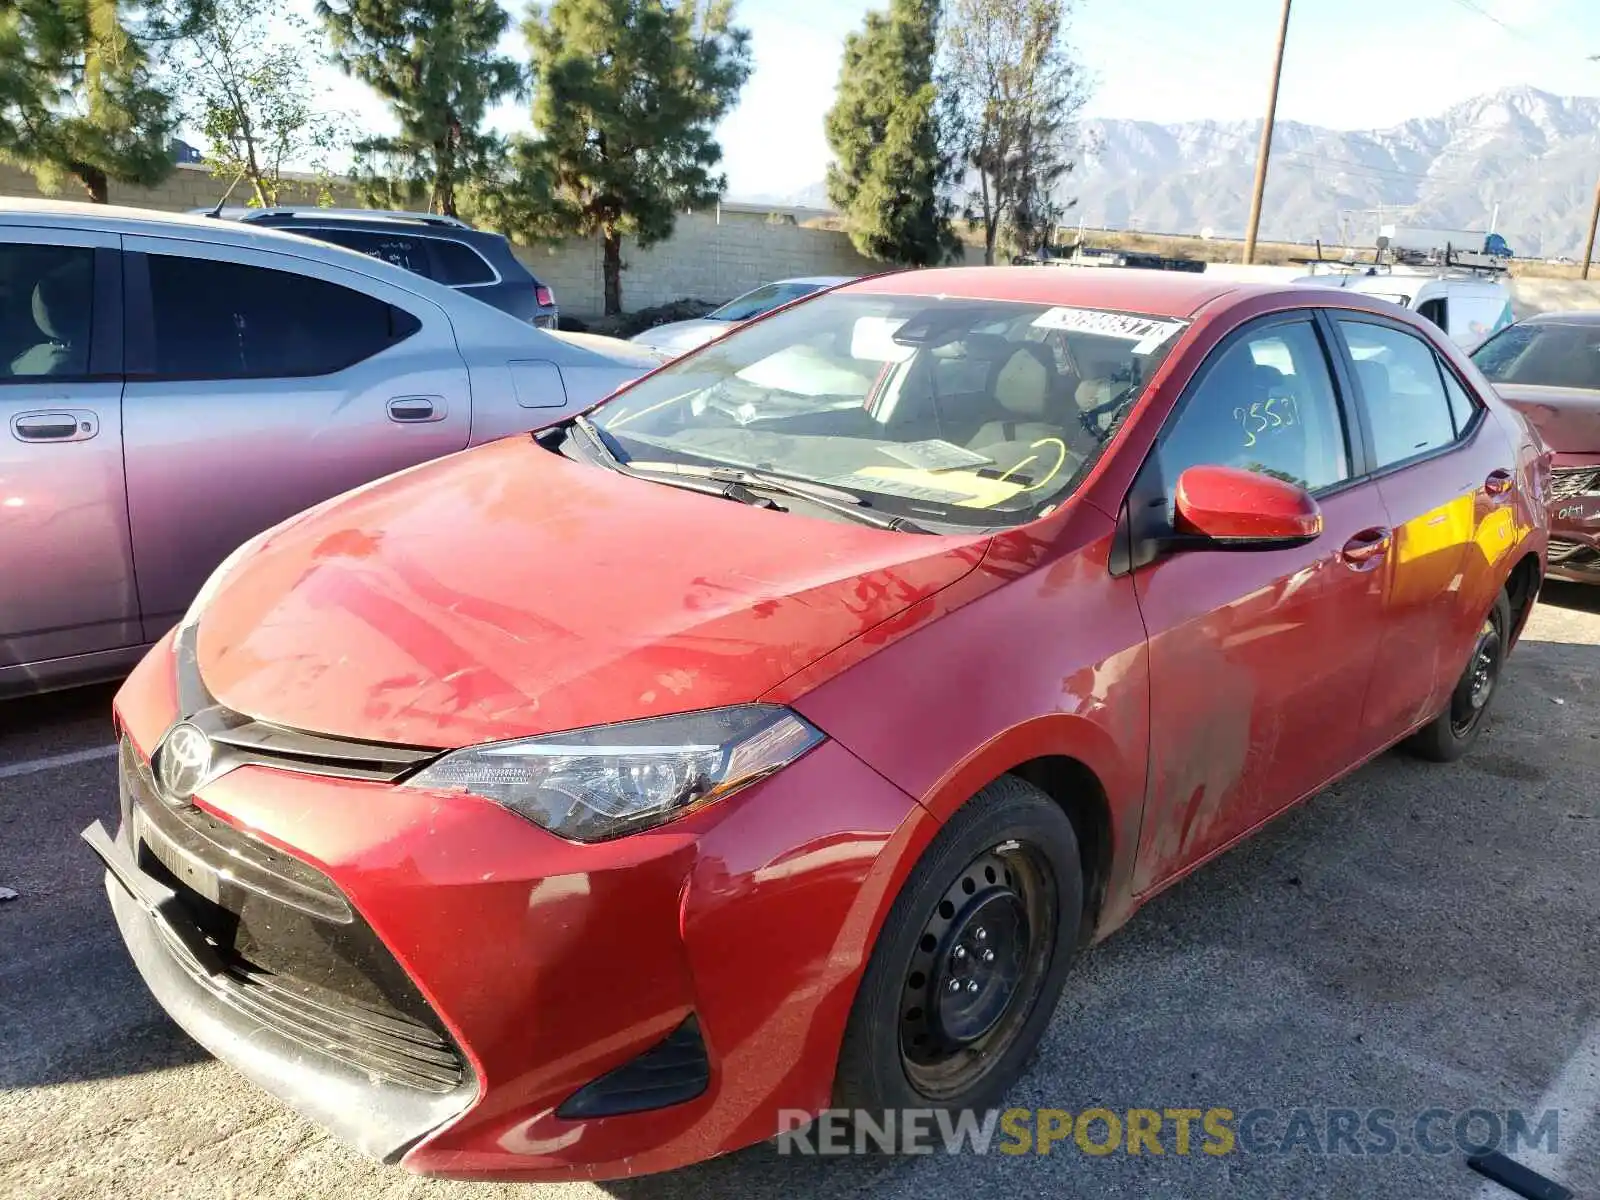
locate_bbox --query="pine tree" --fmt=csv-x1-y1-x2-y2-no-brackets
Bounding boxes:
0,0,177,203
316,0,521,217
508,0,752,316
824,0,960,267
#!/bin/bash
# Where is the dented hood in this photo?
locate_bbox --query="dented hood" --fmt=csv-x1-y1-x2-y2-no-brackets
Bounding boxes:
196,436,989,748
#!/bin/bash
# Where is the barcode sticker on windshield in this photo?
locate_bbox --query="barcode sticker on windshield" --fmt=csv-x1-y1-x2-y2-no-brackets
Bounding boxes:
1031,307,1184,354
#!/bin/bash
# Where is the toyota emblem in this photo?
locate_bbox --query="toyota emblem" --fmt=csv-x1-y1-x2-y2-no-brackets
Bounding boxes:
156,722,213,803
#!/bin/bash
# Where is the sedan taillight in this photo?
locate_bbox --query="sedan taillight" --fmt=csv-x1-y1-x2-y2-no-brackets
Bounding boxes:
535,284,554,308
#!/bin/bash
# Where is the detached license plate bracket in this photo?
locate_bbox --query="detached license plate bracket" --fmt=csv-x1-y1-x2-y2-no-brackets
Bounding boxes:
130,803,223,906
82,819,228,977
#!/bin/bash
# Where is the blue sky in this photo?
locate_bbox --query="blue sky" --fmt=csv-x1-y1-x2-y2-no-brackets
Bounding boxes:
293,0,1600,198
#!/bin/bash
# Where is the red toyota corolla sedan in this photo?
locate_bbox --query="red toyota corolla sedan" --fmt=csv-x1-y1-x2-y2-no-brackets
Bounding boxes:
87,269,1548,1181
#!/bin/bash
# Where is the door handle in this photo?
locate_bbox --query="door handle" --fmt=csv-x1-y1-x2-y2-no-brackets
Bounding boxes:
11,410,98,443
387,396,443,423
1484,468,1514,497
1341,527,1392,570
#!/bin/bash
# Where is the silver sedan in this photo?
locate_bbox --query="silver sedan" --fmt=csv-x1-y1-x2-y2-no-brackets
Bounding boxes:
628,276,854,356
0,200,663,697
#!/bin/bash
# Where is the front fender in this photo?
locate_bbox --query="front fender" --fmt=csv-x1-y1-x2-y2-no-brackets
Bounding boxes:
786,517,1152,940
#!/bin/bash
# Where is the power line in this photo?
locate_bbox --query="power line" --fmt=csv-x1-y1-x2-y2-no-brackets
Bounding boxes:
1274,150,1465,182
1441,0,1521,37
1438,0,1585,58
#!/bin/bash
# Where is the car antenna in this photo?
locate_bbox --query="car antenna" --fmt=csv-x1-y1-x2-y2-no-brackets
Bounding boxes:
205,170,247,218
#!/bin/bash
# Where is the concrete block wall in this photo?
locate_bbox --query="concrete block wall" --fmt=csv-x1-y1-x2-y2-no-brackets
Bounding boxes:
0,165,887,317
511,209,884,317
0,162,365,213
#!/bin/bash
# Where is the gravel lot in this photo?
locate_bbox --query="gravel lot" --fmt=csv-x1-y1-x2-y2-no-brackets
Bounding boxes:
2,583,1597,1200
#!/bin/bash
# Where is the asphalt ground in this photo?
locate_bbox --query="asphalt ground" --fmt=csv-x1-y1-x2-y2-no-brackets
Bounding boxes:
2,584,1597,1200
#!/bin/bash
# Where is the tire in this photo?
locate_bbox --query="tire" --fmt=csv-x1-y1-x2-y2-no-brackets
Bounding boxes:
1403,589,1512,763
834,776,1083,1114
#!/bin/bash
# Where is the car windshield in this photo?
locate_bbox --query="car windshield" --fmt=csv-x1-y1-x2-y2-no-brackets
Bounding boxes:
708,282,824,322
588,290,1189,527
1472,322,1600,390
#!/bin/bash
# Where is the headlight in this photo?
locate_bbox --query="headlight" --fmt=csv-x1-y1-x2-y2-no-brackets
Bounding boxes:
402,705,824,842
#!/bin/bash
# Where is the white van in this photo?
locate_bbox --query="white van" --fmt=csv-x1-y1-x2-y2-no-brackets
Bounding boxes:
1293,269,1514,353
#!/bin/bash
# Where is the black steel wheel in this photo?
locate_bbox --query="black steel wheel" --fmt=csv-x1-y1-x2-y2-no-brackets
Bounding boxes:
897,843,1055,1100
1404,589,1512,763
835,776,1083,1114
1449,613,1503,737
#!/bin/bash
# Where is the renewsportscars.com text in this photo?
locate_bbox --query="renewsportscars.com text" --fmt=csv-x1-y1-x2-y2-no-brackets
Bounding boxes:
776,1106,1561,1158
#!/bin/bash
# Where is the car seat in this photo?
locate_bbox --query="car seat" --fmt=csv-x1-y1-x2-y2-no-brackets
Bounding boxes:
962,343,1093,479
1353,357,1406,462
965,343,1066,446
10,260,91,377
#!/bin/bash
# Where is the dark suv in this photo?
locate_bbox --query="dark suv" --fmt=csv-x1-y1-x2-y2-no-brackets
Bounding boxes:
218,208,559,329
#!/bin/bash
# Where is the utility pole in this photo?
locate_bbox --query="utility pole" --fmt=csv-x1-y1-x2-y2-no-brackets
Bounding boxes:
1585,56,1600,279
1243,0,1294,264
1584,177,1600,280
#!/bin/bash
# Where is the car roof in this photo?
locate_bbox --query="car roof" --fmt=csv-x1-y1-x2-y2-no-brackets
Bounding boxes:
1,196,348,242
0,196,484,302
226,208,493,237
845,266,1245,318
1524,310,1600,326
0,197,634,363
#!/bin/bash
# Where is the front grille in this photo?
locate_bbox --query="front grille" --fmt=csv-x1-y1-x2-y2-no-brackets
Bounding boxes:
124,739,350,922
160,943,466,1092
121,741,467,1093
1549,468,1600,502
1549,542,1600,572
171,622,439,785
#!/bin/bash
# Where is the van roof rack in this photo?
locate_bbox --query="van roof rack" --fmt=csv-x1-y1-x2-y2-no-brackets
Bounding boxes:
237,208,470,229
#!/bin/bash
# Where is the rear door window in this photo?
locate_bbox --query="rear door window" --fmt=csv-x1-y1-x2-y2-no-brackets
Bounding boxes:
428,239,496,286
145,255,420,379
1438,363,1479,436
303,228,433,278
0,243,94,379
1336,320,1458,468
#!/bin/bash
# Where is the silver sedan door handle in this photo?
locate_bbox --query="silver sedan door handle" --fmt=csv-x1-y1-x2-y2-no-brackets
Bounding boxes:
387,396,445,423
12,410,98,442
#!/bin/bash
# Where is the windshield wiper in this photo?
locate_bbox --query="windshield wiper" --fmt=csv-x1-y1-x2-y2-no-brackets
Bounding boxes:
626,461,930,533
571,413,625,464
571,420,928,532
568,417,779,509
629,460,861,503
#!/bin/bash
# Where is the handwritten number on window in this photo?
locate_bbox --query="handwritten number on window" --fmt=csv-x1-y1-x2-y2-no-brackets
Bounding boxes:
1233,403,1270,447
1234,394,1299,448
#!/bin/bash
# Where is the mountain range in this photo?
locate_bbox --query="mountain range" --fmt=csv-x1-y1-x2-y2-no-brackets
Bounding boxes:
741,87,1600,258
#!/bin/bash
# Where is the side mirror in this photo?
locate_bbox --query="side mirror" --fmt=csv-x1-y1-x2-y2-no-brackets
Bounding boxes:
1173,464,1322,547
